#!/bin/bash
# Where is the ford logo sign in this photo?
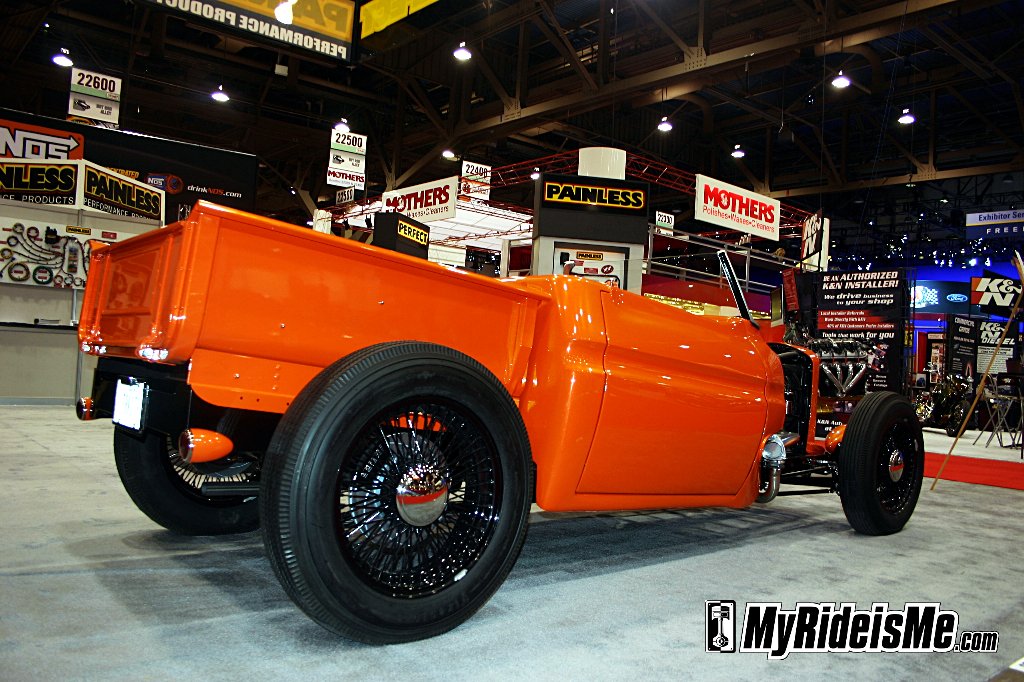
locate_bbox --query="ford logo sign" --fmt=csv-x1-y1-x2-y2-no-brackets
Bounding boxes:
947,293,969,303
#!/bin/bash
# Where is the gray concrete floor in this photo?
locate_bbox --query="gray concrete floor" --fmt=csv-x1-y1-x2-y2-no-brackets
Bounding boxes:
2,405,1023,681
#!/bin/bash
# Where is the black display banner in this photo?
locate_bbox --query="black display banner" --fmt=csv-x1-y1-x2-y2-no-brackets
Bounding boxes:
371,212,429,259
911,280,977,315
1,109,256,224
813,269,907,393
947,314,979,381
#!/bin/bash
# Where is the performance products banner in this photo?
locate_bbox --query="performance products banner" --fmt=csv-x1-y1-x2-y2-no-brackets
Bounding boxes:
0,160,163,220
695,174,780,241
137,0,354,60
814,269,907,393
0,162,77,205
381,176,457,223
1,110,256,224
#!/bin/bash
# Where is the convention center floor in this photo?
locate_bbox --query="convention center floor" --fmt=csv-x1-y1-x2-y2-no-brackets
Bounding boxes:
2,406,1022,681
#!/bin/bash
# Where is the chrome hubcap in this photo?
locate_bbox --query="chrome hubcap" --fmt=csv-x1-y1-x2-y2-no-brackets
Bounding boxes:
396,463,449,527
888,450,905,482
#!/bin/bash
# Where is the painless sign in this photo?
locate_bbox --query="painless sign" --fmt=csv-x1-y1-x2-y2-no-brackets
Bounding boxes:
381,176,457,223
82,163,163,220
0,162,78,205
695,174,780,241
540,177,646,213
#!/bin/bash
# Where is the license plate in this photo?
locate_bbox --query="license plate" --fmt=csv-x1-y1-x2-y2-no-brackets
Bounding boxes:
113,379,148,432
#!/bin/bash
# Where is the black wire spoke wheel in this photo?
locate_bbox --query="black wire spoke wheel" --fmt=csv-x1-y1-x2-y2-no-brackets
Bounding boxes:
337,401,501,598
874,416,922,515
260,342,531,643
838,391,925,535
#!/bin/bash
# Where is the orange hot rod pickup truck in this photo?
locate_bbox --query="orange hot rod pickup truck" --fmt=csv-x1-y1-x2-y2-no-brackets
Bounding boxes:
75,201,924,643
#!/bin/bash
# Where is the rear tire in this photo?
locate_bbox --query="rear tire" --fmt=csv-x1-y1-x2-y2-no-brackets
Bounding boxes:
838,391,924,535
260,342,532,643
114,423,260,536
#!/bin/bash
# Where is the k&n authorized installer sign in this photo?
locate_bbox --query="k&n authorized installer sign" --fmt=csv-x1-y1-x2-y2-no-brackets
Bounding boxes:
695,174,780,241
138,0,354,59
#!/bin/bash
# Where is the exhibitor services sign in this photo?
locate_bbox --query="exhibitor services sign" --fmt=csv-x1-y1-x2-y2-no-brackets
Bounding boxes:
966,209,1024,240
138,0,354,60
695,174,780,241
382,176,457,223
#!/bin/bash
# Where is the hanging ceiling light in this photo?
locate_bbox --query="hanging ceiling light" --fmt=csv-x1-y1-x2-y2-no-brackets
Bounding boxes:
1002,173,1014,184
731,144,745,158
657,116,673,132
211,84,230,102
275,0,297,24
453,41,472,61
441,149,456,159
831,70,850,89
334,118,350,133
530,167,541,180
52,48,73,67
898,108,915,125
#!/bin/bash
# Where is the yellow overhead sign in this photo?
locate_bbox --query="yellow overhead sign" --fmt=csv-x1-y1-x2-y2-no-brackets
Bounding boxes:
360,0,440,38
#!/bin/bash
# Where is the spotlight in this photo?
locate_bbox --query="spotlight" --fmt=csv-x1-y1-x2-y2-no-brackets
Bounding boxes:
530,167,540,180
1003,173,1014,184
274,0,297,24
52,48,73,67
334,118,350,133
441,149,456,159
898,108,915,125
969,257,978,267
211,85,230,102
657,116,673,132
731,144,745,158
831,70,850,89
453,42,472,61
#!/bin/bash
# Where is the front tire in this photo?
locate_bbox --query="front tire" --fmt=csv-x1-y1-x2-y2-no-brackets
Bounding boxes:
260,342,532,643
838,391,925,535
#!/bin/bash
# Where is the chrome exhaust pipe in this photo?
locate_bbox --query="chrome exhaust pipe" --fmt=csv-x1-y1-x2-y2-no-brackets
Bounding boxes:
756,432,799,503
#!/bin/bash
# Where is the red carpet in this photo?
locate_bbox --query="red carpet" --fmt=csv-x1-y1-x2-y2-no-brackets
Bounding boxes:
925,452,1024,491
